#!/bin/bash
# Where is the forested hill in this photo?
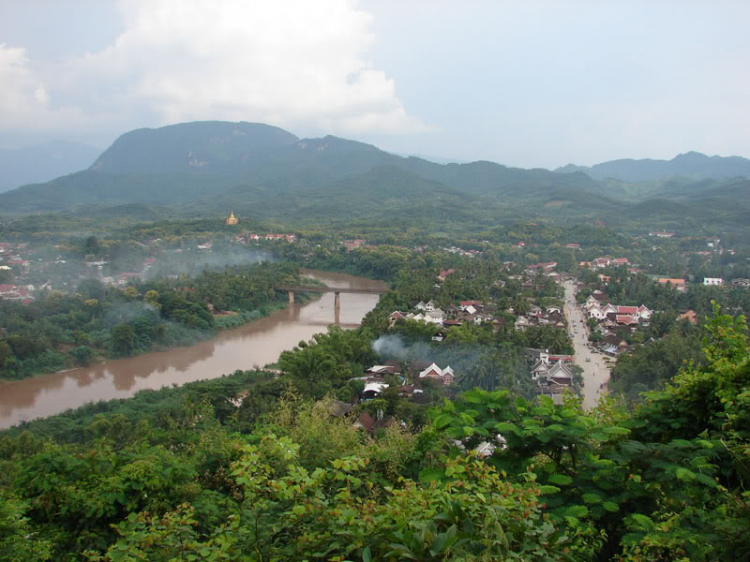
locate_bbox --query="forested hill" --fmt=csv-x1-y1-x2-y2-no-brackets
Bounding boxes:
0,121,607,218
557,151,750,182
90,121,299,174
1,121,748,233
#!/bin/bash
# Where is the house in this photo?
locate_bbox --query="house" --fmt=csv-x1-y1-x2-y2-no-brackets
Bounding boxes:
588,305,606,320
406,312,442,325
536,361,575,404
344,239,365,252
565,243,581,249
437,268,455,282
197,242,213,250
616,306,639,316
615,315,638,326
601,334,629,350
118,272,142,285
731,278,750,289
658,278,686,292
425,308,444,322
354,412,397,433
637,305,652,321
592,257,611,269
415,300,436,312
362,382,390,399
612,257,629,266
650,231,675,238
460,300,483,312
0,284,18,296
530,359,550,380
678,310,698,324
703,277,724,286
514,316,530,331
585,292,610,309
472,313,493,325
365,364,401,376
463,304,477,316
418,363,455,386
389,311,406,324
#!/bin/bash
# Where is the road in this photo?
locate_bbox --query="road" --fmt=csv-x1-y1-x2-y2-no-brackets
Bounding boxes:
562,280,611,409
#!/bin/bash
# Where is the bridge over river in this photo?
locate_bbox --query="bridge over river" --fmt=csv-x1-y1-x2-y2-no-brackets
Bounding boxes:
275,284,389,310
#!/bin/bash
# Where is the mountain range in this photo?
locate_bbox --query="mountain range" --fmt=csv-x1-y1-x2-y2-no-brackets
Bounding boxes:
556,151,750,182
0,121,747,234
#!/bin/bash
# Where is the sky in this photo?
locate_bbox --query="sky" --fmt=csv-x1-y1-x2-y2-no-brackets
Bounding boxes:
0,0,749,168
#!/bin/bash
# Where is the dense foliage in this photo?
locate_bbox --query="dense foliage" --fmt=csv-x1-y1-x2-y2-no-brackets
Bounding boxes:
0,262,303,381
0,306,748,560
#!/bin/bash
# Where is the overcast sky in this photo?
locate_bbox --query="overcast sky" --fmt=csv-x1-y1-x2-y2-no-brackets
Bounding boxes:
1,0,749,168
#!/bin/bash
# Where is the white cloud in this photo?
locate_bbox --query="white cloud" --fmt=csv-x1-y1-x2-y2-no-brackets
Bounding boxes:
0,44,46,127
0,1,425,137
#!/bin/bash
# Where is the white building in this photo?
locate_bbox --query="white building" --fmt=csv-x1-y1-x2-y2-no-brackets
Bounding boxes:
704,278,724,286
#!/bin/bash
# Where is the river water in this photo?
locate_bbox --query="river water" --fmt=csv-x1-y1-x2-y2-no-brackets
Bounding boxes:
0,270,386,429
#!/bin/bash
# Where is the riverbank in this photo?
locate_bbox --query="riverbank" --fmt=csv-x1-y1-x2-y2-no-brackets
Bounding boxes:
0,291,322,385
0,270,386,429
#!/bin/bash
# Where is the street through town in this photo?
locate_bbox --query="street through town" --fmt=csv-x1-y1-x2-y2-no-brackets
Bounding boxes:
563,280,611,409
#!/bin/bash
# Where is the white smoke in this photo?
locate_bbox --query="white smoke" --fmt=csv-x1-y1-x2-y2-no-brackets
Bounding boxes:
371,335,407,359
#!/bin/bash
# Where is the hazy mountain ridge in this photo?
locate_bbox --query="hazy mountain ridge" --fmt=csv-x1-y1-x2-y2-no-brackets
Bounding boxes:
90,121,299,174
1,121,748,232
0,140,102,193
557,151,750,182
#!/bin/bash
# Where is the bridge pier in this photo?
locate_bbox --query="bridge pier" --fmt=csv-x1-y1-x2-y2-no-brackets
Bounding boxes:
288,291,295,305
334,291,341,310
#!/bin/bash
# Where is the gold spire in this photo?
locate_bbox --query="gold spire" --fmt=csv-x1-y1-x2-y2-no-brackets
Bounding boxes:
225,211,239,225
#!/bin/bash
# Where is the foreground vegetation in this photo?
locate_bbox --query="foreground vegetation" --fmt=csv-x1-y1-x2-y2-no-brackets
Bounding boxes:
0,306,748,561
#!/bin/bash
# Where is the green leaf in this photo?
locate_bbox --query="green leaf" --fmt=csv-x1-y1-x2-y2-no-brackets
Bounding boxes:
603,501,619,512
695,473,718,488
602,426,631,436
548,474,573,486
419,468,445,483
565,505,588,518
539,485,561,495
292,505,305,516
582,493,602,504
433,414,452,429
494,421,520,435
674,467,696,482
631,514,656,531
362,546,372,562
463,390,485,404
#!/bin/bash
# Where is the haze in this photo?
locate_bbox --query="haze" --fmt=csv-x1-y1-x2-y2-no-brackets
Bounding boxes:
1,0,749,168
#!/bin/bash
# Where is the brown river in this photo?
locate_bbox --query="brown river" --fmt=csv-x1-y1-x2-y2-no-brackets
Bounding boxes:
0,270,386,429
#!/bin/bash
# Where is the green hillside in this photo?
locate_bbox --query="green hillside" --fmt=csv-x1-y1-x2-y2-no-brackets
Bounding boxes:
557,151,750,182
1,121,748,234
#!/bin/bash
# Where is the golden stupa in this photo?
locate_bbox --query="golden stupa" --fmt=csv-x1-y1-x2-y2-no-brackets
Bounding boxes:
225,211,239,225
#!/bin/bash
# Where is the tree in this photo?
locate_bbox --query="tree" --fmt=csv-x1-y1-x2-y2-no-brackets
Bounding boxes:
73,346,92,366
110,324,135,357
